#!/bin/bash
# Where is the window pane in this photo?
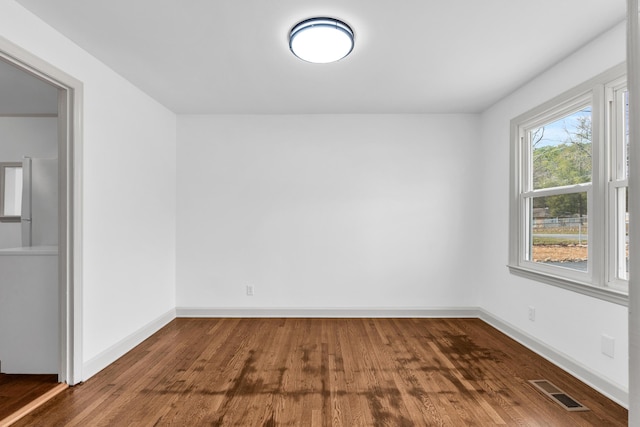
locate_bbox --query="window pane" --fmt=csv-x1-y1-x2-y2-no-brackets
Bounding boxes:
529,193,588,271
615,187,629,280
2,166,23,216
625,90,629,179
530,107,592,190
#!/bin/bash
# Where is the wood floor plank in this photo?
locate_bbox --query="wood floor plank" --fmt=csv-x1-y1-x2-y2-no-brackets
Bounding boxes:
10,318,628,426
0,374,60,420
0,382,68,427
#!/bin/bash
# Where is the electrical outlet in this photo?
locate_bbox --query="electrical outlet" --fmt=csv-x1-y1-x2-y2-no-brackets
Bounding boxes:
528,306,536,322
246,285,254,296
601,335,615,358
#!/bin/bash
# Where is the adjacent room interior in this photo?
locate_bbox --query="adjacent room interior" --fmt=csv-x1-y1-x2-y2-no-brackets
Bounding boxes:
0,0,638,425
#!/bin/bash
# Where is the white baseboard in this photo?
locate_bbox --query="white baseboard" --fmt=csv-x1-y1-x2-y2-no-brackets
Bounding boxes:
176,305,628,408
478,309,629,409
81,306,628,409
175,306,481,318
82,308,176,380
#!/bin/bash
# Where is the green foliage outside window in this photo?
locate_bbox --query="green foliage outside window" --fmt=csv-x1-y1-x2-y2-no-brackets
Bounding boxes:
531,111,591,218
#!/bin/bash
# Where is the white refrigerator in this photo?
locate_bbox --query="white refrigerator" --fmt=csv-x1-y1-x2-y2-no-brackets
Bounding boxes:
21,156,58,247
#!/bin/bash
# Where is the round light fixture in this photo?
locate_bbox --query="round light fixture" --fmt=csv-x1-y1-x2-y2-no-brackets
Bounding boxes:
289,17,354,63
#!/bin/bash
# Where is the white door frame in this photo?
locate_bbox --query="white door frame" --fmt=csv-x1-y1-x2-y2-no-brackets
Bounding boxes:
627,1,640,424
0,36,83,385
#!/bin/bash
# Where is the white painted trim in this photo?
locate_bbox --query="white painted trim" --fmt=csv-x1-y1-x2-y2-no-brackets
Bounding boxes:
176,307,481,318
82,309,176,380
119,306,629,409
626,0,640,423
508,265,628,306
0,113,57,117
478,309,629,408
0,35,84,386
177,306,627,405
508,63,629,301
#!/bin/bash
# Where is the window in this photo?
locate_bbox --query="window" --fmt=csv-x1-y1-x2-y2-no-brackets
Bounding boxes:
607,81,629,286
0,162,23,222
509,64,628,304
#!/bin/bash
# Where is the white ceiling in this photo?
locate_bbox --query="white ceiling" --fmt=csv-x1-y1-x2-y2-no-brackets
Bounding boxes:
15,0,626,114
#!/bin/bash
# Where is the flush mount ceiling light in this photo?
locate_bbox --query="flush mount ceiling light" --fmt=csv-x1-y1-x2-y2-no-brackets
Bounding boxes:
289,17,354,63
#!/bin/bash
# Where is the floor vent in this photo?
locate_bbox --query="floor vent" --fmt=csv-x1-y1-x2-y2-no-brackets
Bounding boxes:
529,380,589,412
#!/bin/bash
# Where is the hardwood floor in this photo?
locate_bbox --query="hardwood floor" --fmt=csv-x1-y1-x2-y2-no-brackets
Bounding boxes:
0,374,59,420
11,318,628,426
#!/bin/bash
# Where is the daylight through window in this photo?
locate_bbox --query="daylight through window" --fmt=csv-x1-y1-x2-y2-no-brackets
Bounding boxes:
509,65,628,303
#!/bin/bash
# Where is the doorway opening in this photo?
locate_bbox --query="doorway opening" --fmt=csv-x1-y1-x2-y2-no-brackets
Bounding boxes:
0,36,83,418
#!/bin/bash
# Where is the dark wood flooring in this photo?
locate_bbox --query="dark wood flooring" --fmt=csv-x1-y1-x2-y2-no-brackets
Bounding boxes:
0,374,58,421
10,318,628,426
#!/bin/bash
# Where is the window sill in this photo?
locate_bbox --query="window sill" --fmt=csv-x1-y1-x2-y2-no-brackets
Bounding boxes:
508,265,628,306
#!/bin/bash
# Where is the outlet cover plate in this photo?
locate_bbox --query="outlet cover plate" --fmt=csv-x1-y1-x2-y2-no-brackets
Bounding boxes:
601,335,615,358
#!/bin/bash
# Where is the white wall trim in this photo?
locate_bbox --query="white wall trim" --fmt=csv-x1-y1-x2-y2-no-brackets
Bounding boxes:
0,34,84,386
478,308,629,408
626,1,640,424
82,308,176,380
85,306,627,408
508,266,629,306
176,306,628,407
176,307,480,318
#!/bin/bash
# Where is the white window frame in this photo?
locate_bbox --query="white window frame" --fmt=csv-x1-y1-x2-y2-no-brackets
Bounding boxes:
606,77,629,291
509,64,628,306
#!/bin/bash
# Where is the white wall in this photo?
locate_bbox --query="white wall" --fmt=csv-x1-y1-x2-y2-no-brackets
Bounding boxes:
0,0,177,378
0,116,57,249
478,22,628,402
177,114,480,310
